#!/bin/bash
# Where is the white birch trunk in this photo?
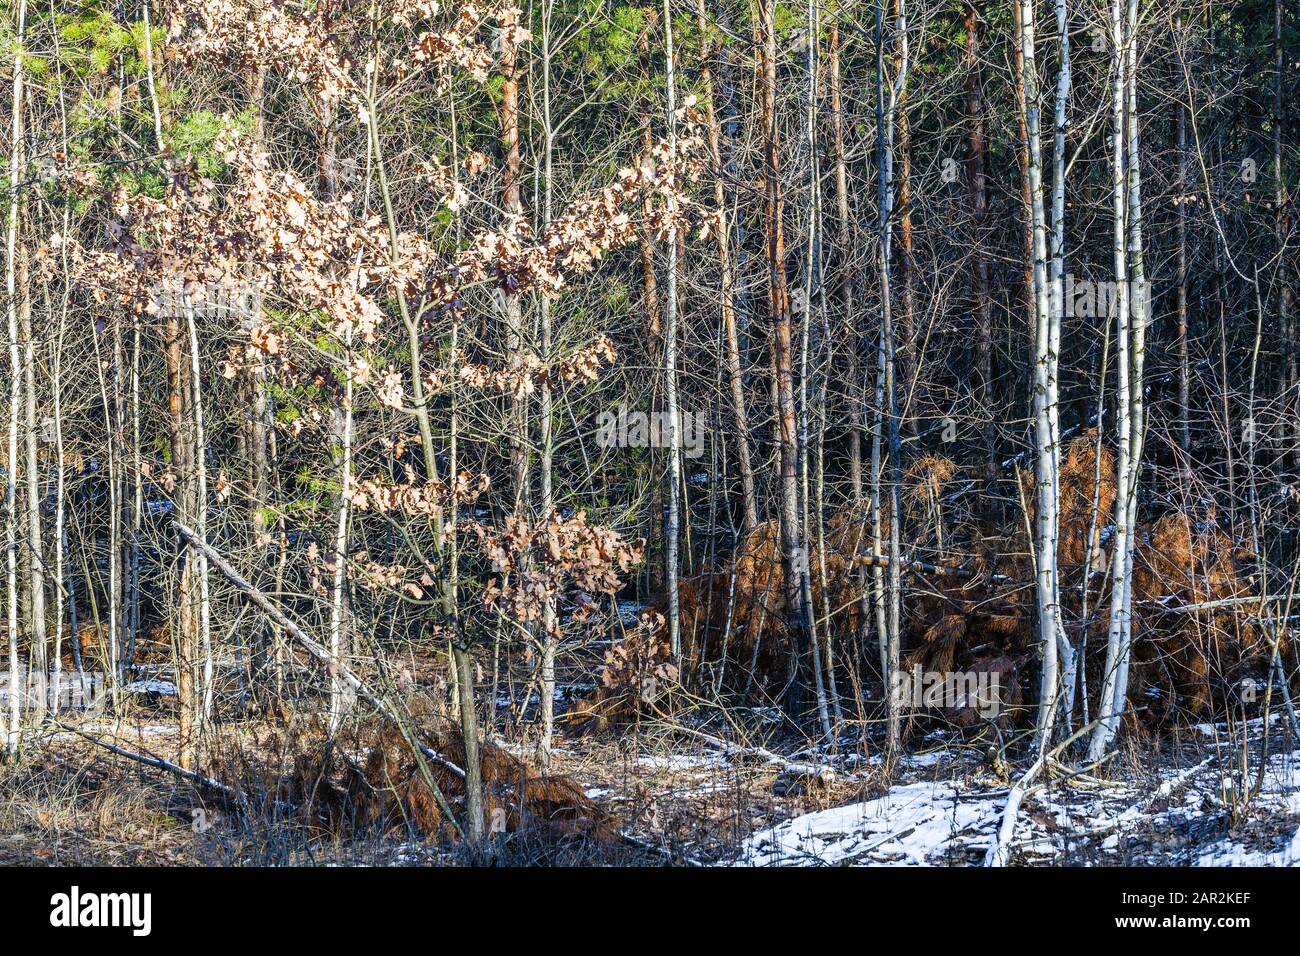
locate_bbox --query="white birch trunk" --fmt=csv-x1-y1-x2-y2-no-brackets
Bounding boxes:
1045,0,1073,737
186,301,214,730
1111,0,1147,737
1090,0,1147,761
872,0,908,752
4,0,28,755
537,0,558,768
662,0,683,660
1018,0,1067,747
328,319,354,734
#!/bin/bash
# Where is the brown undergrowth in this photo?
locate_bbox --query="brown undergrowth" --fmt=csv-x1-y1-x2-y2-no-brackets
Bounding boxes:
203,710,617,845
1129,512,1268,718
570,433,1280,733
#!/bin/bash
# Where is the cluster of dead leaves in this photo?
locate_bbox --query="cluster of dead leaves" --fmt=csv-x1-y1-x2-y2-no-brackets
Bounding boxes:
452,335,618,400
566,611,678,731
460,510,644,638
346,469,490,516
169,0,354,106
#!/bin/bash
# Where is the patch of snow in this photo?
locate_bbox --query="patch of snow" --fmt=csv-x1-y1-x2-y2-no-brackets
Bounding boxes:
1196,828,1300,866
1194,712,1281,737
123,679,178,696
901,750,948,769
638,753,722,771
737,781,1001,866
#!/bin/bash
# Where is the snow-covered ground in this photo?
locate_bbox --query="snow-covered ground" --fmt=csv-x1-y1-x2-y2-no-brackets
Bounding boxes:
738,780,1002,866
735,736,1300,867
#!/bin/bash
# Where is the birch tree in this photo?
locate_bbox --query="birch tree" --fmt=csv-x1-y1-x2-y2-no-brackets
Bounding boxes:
872,0,908,751
1016,0,1070,747
662,0,683,660
1091,0,1148,761
3,0,27,757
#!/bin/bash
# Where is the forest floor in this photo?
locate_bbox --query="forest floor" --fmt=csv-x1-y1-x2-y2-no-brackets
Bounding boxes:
3,692,1299,866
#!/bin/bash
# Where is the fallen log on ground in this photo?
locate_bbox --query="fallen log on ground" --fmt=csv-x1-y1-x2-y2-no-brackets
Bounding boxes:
985,719,1102,867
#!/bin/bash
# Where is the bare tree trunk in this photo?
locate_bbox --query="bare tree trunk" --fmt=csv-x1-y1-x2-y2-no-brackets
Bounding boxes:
4,0,28,756
873,0,908,751
829,17,858,486
636,17,663,599
315,85,355,734
97,311,121,701
1017,0,1069,747
48,20,73,717
1091,0,1148,760
142,0,196,767
500,7,528,515
1274,0,1294,468
800,0,834,740
696,0,758,536
19,208,44,720
1046,0,1074,734
759,0,815,720
246,64,275,707
893,0,916,431
662,0,683,661
328,295,355,734
1111,0,1148,744
1176,17,1190,456
497,8,538,746
964,2,994,476
166,306,197,768
364,63,484,840
537,0,558,769
186,301,214,732
1011,0,1037,324
829,17,872,675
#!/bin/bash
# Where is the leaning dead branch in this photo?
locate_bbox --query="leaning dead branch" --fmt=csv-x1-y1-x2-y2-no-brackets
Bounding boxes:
851,553,1027,587
175,522,461,770
173,520,465,832
53,721,245,799
176,520,622,845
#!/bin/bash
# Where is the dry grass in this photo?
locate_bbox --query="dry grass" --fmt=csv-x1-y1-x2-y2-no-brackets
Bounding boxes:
0,736,198,865
0,710,822,866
